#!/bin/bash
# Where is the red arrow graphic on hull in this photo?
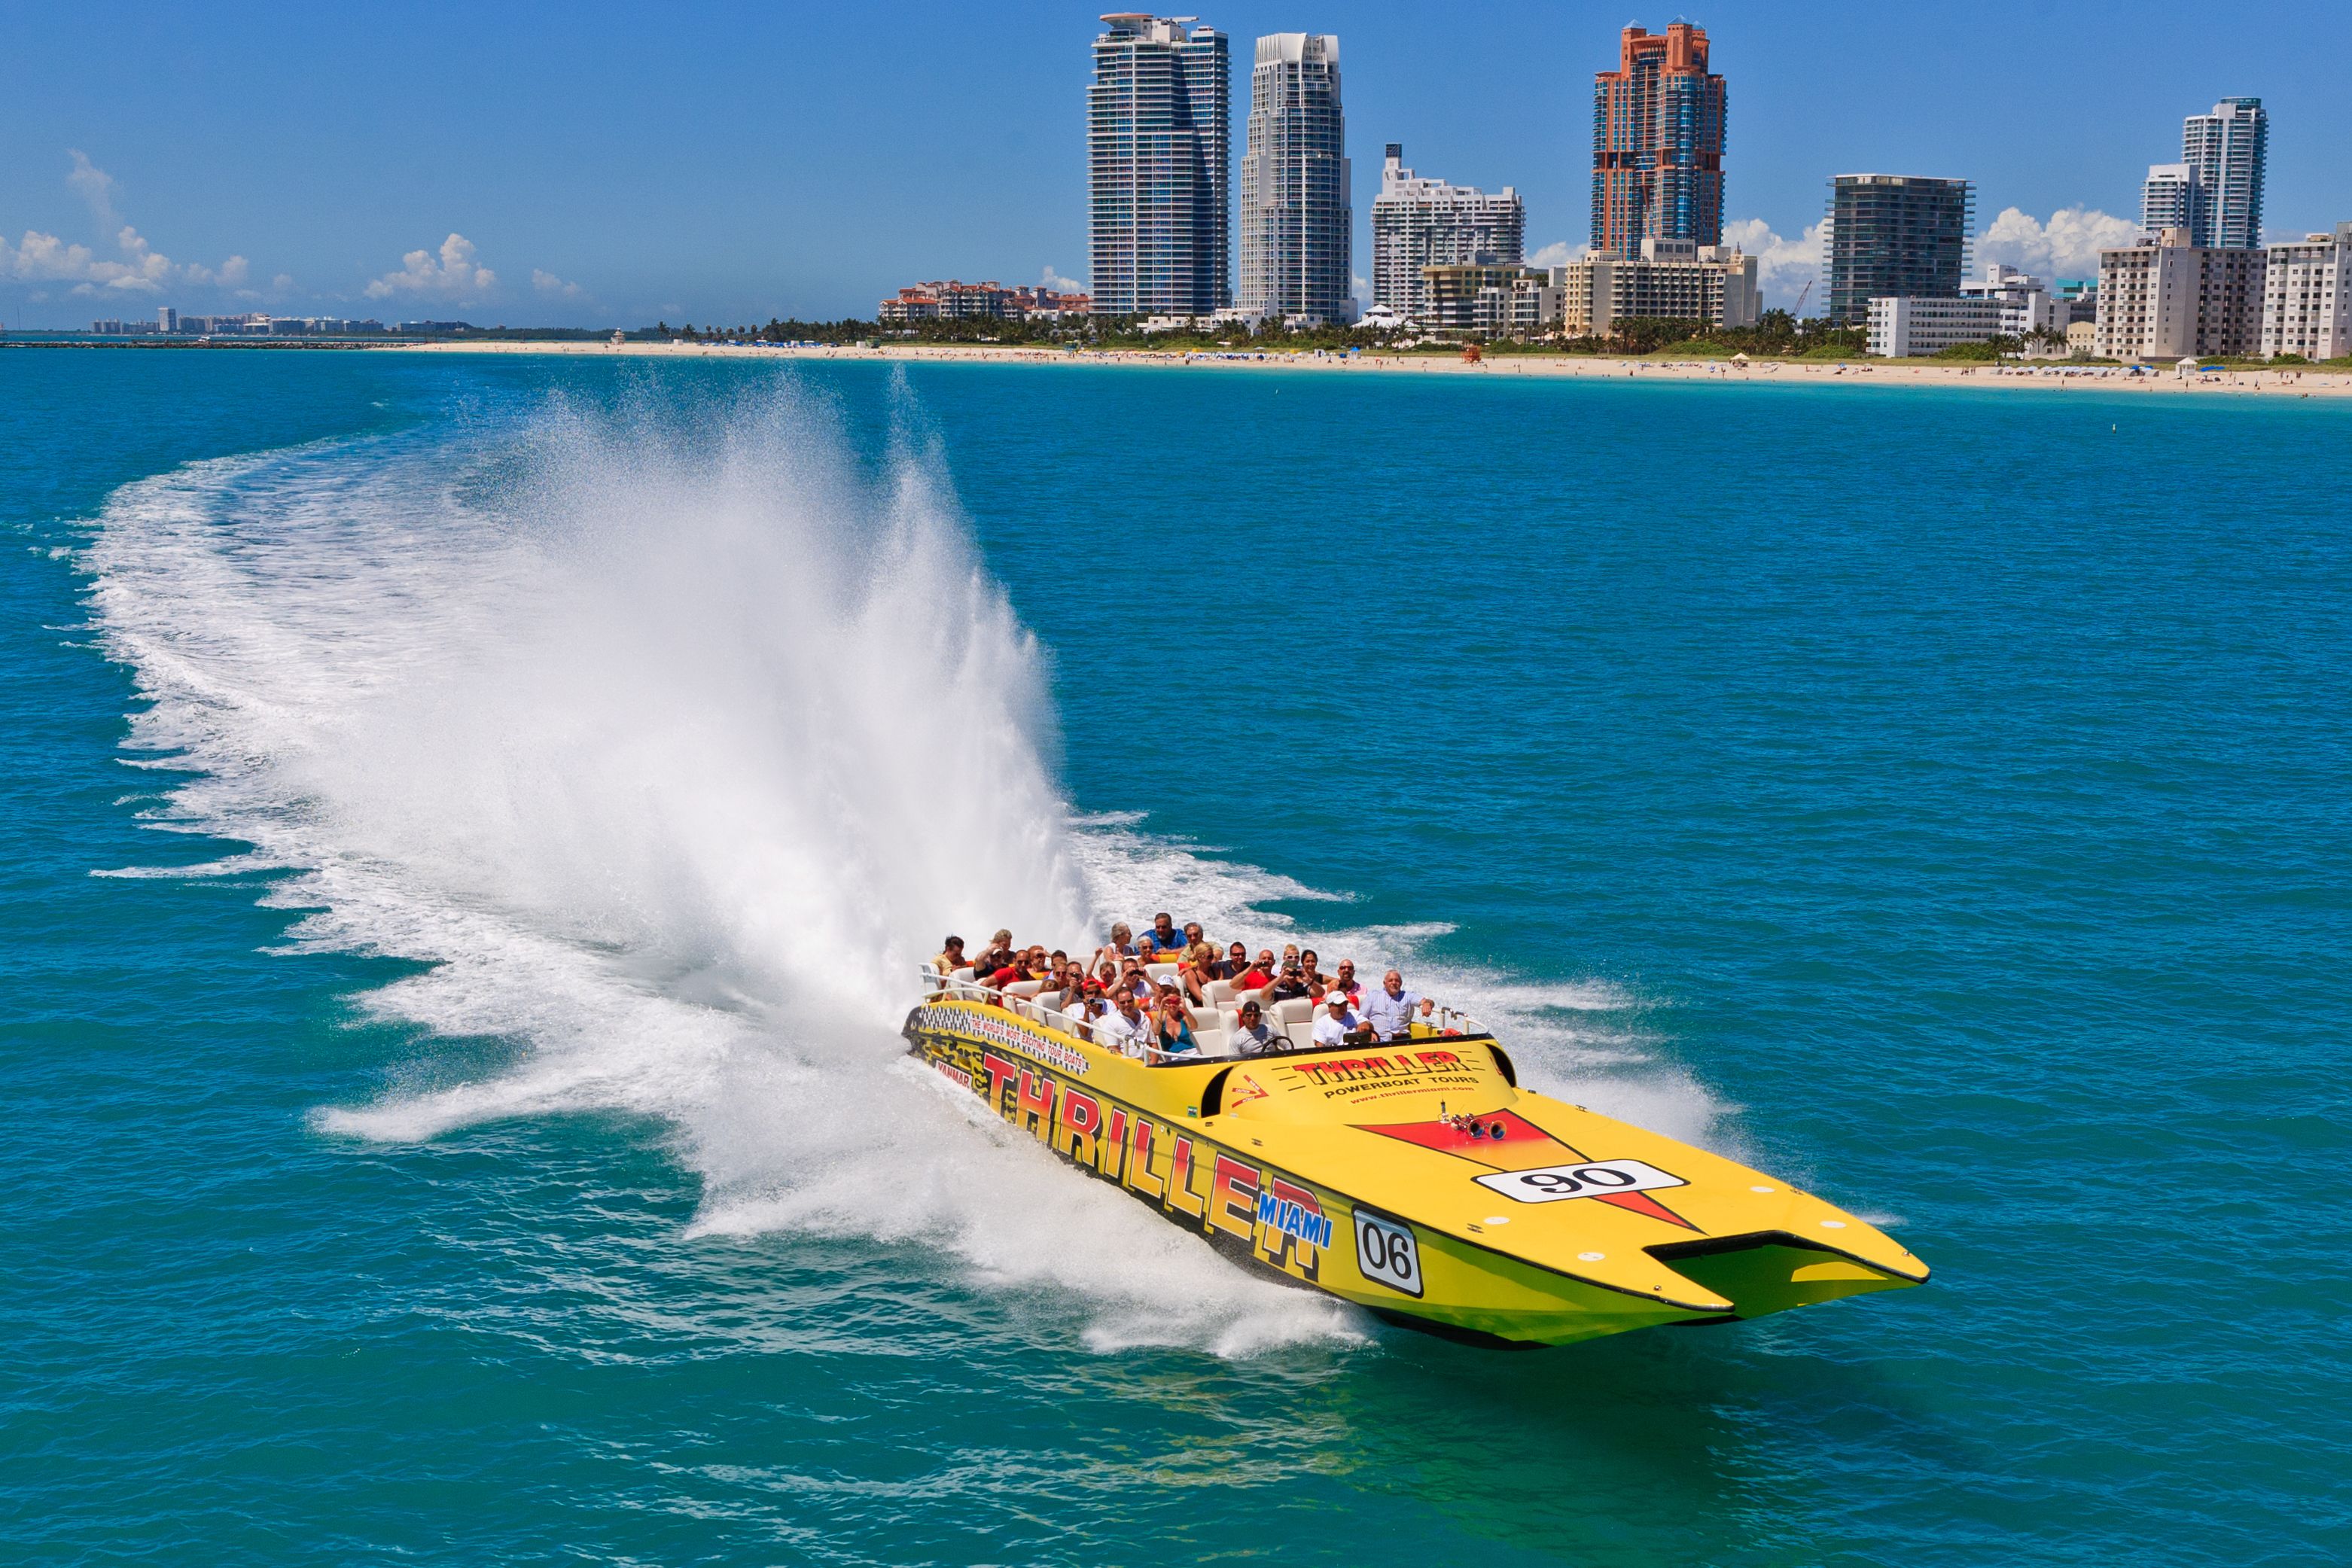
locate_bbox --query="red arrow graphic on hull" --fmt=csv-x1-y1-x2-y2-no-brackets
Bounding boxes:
1357,1110,1699,1232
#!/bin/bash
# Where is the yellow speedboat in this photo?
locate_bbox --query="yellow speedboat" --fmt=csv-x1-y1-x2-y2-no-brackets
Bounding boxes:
904,976,1926,1348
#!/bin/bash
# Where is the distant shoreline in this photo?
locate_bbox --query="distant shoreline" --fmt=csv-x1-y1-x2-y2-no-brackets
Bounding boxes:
359,338,2352,397
14,333,2349,397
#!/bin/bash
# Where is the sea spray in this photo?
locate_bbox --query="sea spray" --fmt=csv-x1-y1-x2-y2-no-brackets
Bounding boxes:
81,374,1699,1350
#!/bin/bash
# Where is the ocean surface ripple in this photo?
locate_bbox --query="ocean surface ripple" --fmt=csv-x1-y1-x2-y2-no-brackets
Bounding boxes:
4,349,2347,1565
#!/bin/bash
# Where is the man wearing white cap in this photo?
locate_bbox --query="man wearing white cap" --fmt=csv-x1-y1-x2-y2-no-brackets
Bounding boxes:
1312,990,1373,1049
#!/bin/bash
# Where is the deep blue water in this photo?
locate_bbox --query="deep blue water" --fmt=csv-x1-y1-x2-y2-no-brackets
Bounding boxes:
4,347,2347,1565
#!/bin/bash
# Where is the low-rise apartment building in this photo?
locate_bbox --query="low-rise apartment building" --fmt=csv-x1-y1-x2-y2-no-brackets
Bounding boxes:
2259,223,2352,360
1421,263,1560,334
878,282,1090,323
2095,228,2265,360
1549,238,1760,335
1866,296,2006,356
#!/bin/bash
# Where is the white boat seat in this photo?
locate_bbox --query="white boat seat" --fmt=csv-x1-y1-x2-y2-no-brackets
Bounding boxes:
1144,961,1180,982
1273,997,1312,1025
1004,979,1044,999
951,967,976,984
1205,979,1237,1005
1190,1028,1229,1057
1033,991,1062,1016
1231,986,1268,1008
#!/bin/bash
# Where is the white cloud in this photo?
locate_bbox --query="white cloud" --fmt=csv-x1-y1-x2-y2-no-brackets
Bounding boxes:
2,221,178,295
365,233,496,300
66,150,120,230
2,154,259,303
2,230,99,282
1722,217,1829,310
1040,263,1084,294
1977,206,2138,279
1529,239,1582,268
531,267,585,299
1351,272,1370,303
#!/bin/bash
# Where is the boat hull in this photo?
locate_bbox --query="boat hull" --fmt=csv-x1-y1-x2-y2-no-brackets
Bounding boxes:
903,997,1924,1348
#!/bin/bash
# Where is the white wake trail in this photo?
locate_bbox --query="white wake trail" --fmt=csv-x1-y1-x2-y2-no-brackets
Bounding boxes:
82,375,1714,1353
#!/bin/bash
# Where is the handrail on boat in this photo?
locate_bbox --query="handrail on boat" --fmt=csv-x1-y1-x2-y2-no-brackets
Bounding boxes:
914,965,1487,1067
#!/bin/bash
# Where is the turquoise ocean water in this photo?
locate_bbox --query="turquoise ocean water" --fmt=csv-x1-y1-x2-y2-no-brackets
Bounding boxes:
4,349,2347,1565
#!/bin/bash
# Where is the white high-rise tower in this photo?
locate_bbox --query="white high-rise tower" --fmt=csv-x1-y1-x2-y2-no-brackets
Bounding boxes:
2181,97,2266,249
1238,32,1351,324
1369,145,1524,324
1088,15,1230,317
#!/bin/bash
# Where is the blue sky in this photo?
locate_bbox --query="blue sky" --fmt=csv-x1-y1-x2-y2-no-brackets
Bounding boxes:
5,1,2349,327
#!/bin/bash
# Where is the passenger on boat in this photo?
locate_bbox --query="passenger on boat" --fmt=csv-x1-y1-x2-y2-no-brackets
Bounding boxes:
1265,964,1309,1002
1408,997,1443,1037
1095,922,1138,967
1362,970,1422,1040
1096,985,1154,1058
1063,986,1105,1042
935,935,966,975
970,929,1017,979
1140,913,1184,959
1231,1000,1278,1055
1237,949,1276,991
1156,991,1200,1058
1330,961,1363,1006
985,945,1048,988
1299,950,1326,988
1314,991,1376,1049
1179,941,1219,1003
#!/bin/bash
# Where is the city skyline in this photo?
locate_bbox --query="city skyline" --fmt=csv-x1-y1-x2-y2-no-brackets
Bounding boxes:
5,1,2351,327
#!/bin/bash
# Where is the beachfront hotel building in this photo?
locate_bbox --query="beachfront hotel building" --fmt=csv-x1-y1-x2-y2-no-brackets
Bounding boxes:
2095,227,2266,360
1867,263,2085,356
1088,15,1230,318
1590,22,1726,258
877,281,1090,321
2181,97,2266,250
1420,263,1560,335
1824,175,1973,327
1866,296,2005,357
2259,224,2352,361
1369,145,1523,324
1238,32,1352,324
1564,238,1759,335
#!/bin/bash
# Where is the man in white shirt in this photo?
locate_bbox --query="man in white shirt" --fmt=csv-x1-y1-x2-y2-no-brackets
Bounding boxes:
1096,985,1156,1059
1230,1000,1279,1055
1312,991,1372,1050
1362,969,1422,1040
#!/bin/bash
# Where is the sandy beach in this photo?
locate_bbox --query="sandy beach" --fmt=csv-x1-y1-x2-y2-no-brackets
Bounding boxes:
374,336,2352,397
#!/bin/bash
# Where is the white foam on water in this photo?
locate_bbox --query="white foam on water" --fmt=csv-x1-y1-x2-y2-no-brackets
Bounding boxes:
79,375,1720,1355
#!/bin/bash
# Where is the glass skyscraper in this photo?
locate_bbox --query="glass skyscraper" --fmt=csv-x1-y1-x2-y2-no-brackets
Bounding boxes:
1087,16,1229,317
1590,22,1726,260
1824,175,1974,327
1237,32,1351,324
2181,97,2265,249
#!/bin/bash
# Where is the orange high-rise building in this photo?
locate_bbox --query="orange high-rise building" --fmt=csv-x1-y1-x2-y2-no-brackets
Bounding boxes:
1591,23,1726,259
